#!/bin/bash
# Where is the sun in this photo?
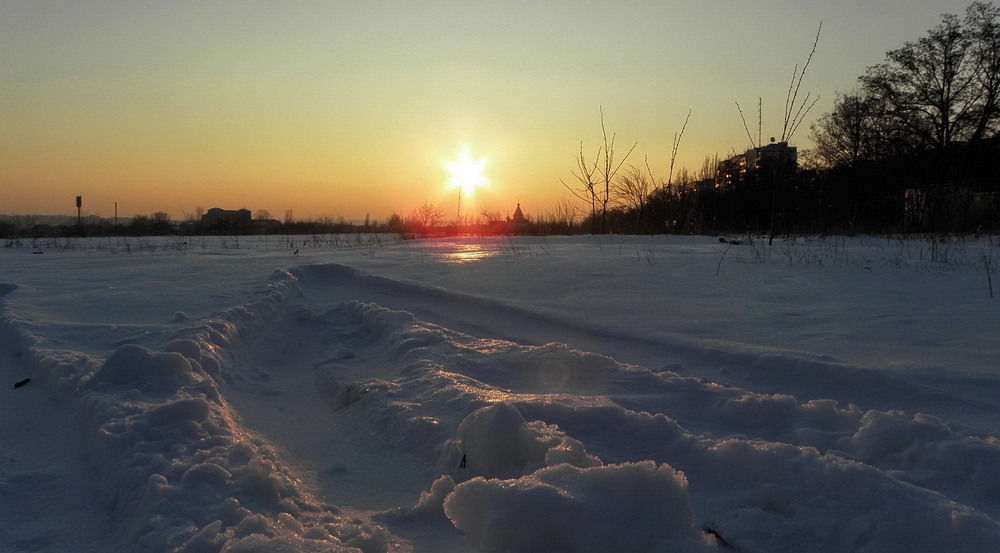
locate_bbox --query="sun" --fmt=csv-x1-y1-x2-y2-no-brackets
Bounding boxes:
446,149,487,196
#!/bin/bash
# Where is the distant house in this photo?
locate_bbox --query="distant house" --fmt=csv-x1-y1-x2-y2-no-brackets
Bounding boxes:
201,208,252,233
716,141,797,191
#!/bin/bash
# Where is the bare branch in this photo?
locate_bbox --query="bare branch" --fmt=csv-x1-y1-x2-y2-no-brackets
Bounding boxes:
645,154,660,190
736,102,757,148
667,109,692,187
783,64,800,138
787,93,822,142
560,178,595,204
782,21,823,141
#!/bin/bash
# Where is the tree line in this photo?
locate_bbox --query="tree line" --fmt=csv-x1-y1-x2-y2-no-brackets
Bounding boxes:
803,2,1000,232
0,209,387,239
564,2,1000,236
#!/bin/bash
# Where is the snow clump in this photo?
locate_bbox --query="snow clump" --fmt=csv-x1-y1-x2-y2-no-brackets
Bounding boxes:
443,461,711,553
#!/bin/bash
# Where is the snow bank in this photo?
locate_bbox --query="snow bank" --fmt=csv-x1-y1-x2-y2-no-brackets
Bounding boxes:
839,410,1000,500
436,405,708,552
686,437,1000,553
1,273,391,553
444,461,710,553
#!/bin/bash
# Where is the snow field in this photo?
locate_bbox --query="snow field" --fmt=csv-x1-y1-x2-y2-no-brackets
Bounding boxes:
1,234,999,552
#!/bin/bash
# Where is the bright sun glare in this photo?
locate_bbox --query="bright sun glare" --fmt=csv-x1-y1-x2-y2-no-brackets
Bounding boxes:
446,150,487,195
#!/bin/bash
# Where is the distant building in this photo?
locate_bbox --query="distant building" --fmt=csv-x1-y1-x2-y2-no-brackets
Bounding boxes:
507,203,528,234
202,207,252,233
716,141,797,191
511,203,525,223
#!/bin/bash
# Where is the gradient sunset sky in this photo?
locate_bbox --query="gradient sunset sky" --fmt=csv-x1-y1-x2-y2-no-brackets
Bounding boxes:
1,1,981,222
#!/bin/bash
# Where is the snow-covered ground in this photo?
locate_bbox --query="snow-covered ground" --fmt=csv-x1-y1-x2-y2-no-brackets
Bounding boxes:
2,233,999,552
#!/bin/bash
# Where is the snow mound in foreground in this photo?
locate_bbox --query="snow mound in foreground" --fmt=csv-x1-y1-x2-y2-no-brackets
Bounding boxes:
453,402,601,479
444,461,710,553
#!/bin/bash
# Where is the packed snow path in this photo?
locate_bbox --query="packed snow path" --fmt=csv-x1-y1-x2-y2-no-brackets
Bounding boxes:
216,300,433,512
0,341,115,552
2,234,999,552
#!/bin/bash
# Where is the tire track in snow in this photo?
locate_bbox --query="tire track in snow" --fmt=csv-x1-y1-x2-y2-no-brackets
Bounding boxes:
216,303,433,512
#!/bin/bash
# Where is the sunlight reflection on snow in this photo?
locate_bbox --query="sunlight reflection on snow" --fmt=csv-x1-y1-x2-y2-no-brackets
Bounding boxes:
439,244,499,264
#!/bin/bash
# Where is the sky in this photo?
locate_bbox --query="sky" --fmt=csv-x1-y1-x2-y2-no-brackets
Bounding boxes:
0,0,985,223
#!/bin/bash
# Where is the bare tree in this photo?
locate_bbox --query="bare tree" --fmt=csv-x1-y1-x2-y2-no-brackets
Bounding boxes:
861,13,978,151
966,1,1000,140
182,207,203,224
614,161,655,216
254,209,272,221
696,154,720,183
809,90,890,167
597,107,638,233
386,213,405,233
479,207,504,230
552,198,578,227
409,201,444,232
561,141,601,233
812,3,1000,169
562,108,637,233
673,166,692,187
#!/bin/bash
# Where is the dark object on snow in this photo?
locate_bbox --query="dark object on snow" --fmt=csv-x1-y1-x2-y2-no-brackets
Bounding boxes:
32,251,44,255
459,454,467,469
702,526,737,550
293,249,299,256
13,378,31,389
